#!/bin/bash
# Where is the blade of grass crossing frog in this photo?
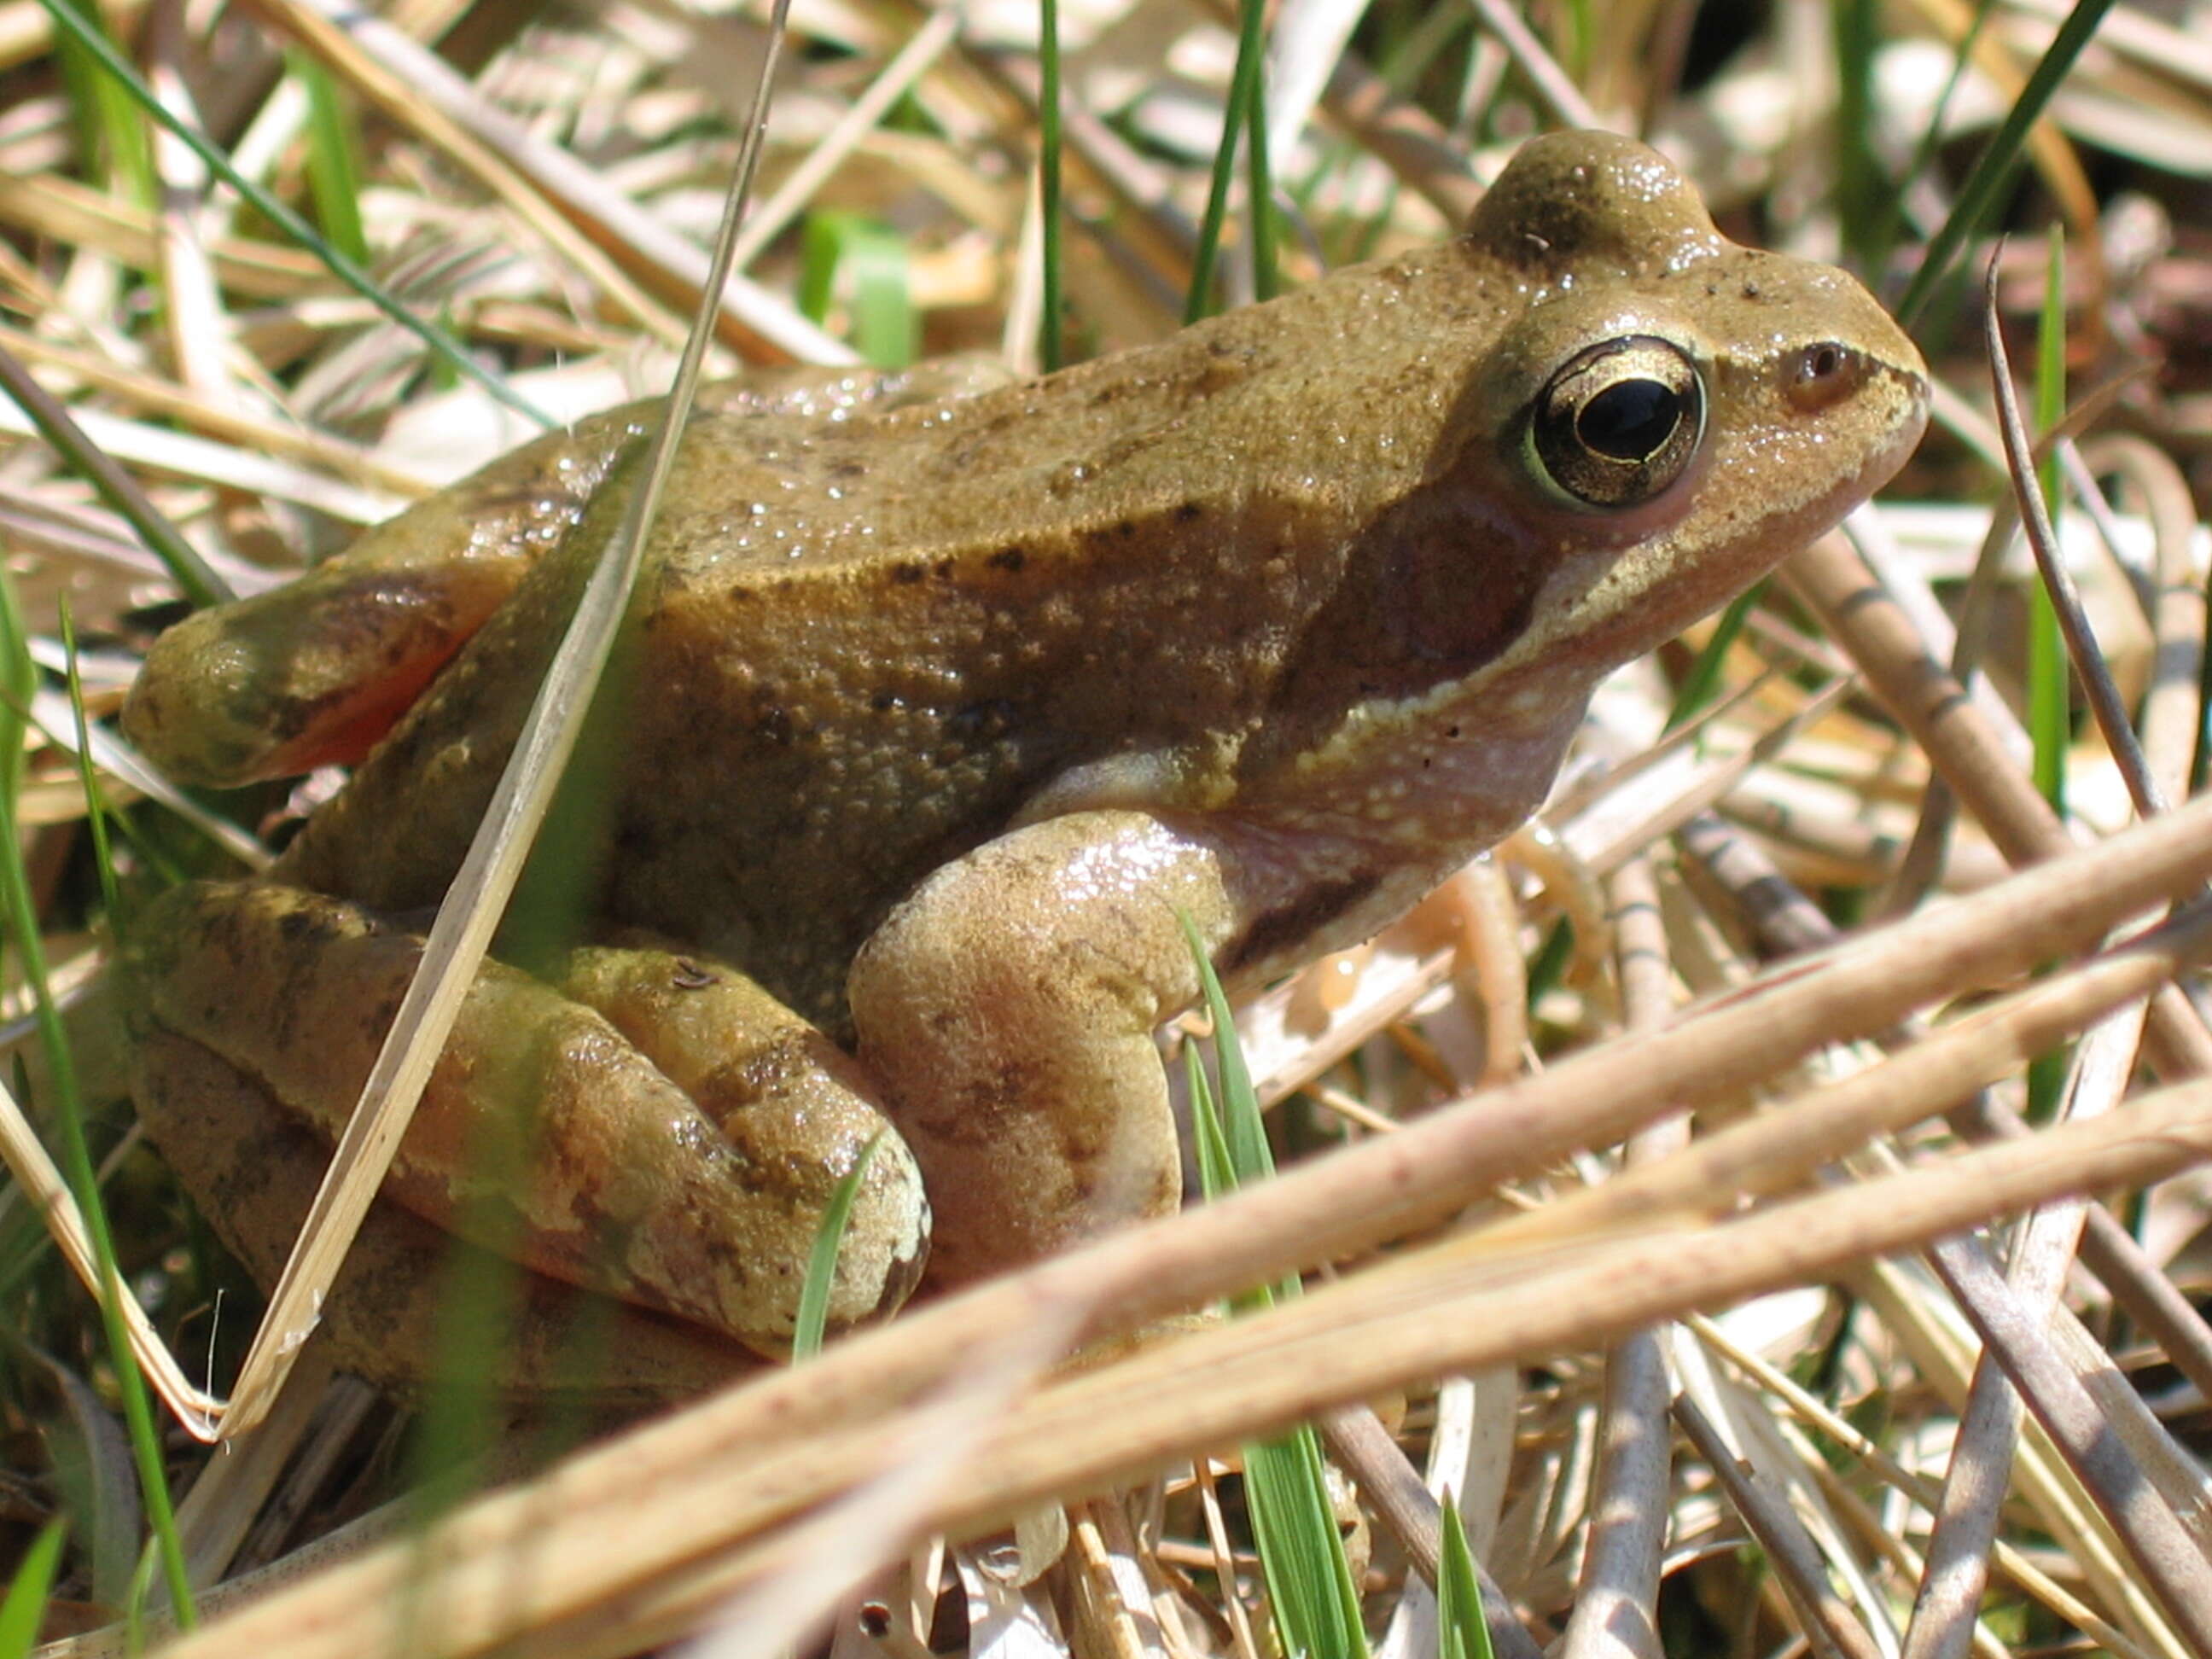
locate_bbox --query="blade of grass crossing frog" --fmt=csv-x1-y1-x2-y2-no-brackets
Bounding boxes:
218,0,800,1435
389,1243,533,1655
1182,922,1368,1659
1435,1504,1496,1659
793,1134,883,1362
290,48,370,269
0,571,195,1617
1895,0,2116,331
32,0,548,429
0,1516,67,1658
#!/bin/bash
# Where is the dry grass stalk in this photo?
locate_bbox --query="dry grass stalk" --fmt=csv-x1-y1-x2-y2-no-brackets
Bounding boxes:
119,1066,2212,1659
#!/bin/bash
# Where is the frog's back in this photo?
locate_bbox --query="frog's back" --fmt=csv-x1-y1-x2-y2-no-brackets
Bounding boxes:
585,243,1522,1020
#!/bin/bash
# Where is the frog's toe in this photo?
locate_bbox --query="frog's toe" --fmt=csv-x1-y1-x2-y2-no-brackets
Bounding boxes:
557,938,932,1339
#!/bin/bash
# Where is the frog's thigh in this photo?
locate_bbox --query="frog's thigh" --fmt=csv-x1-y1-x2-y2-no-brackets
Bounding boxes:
125,882,927,1354
848,809,1254,1287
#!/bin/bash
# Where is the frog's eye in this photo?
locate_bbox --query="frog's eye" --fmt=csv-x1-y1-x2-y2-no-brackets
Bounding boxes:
1530,336,1705,509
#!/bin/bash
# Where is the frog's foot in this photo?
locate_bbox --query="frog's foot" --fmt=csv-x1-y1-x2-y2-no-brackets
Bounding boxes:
123,882,928,1356
134,1027,760,1402
850,809,1289,1288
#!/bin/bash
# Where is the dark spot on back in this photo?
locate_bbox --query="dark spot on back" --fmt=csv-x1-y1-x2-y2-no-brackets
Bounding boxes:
276,904,341,946
990,546,1027,572
945,698,1017,744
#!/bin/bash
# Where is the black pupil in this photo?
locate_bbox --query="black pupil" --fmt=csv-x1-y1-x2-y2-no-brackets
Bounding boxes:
1578,379,1679,460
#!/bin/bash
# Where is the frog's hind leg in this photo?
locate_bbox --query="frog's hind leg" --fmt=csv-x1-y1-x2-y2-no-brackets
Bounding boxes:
123,882,928,1360
132,1026,762,1401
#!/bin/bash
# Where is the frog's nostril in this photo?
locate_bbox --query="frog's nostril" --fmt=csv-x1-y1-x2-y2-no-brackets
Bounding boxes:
1784,341,1870,412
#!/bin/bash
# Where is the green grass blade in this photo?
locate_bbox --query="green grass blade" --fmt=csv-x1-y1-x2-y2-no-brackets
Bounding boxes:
0,340,230,609
1524,916,1573,1011
1185,0,1272,321
1663,580,1763,735
1037,0,1064,370
0,1516,68,1658
1179,919,1367,1658
1435,1503,1495,1659
799,213,917,368
1895,0,2116,329
1186,1040,1236,1202
32,0,547,428
1239,0,1276,306
791,1133,881,1363
51,0,151,202
848,238,916,369
58,605,124,926
0,573,194,1624
1243,1424,1368,1659
2027,227,2068,816
291,48,370,269
2026,226,2069,1119
1179,916,1267,1186
1867,0,1996,281
1830,0,1883,272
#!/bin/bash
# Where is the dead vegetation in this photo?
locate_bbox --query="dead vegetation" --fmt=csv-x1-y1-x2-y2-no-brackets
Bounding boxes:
3,0,2212,1655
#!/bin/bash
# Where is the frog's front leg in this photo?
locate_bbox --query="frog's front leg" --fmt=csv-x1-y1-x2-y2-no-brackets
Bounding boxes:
123,882,928,1354
850,808,1355,1286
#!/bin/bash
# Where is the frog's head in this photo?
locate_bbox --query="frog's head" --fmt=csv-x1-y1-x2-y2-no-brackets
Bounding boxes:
1451,131,1929,678
1243,131,1926,845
